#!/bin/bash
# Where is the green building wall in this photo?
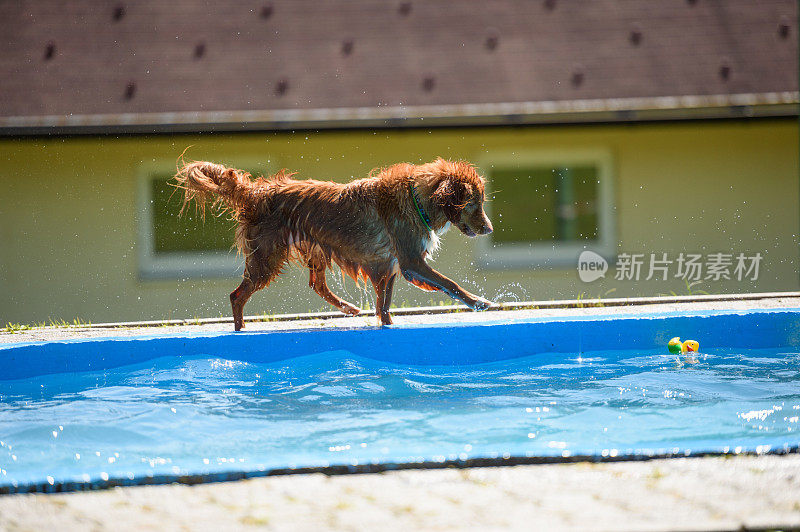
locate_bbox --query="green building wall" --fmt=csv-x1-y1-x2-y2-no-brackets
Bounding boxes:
0,118,797,324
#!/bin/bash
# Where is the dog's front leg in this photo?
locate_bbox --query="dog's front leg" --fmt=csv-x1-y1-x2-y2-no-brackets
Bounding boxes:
399,258,492,311
373,271,398,326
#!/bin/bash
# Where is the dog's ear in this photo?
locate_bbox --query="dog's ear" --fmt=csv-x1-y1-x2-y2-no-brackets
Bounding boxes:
433,178,471,222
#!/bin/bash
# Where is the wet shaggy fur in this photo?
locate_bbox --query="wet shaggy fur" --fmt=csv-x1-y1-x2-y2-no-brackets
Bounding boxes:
174,157,494,330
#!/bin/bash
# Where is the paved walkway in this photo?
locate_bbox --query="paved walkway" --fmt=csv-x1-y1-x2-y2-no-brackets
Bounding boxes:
2,294,800,531
2,455,799,531
3,292,800,344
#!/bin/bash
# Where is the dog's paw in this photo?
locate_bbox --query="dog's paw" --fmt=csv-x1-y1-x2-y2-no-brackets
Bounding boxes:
342,304,362,316
471,297,492,311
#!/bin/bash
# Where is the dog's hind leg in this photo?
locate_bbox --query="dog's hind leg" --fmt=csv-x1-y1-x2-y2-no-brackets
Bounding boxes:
308,264,361,316
230,277,258,332
231,246,288,331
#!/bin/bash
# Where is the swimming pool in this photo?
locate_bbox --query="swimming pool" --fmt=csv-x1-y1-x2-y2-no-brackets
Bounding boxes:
1,309,799,493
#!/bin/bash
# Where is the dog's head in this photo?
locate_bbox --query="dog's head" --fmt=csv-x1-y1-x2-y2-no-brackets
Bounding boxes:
427,159,493,237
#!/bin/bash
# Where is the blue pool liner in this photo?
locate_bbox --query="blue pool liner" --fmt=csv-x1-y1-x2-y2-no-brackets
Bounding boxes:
2,308,800,380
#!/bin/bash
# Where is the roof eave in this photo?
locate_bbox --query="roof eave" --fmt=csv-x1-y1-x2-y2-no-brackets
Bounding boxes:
0,92,796,136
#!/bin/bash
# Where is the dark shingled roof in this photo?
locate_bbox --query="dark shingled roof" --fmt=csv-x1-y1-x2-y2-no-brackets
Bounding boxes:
1,0,797,132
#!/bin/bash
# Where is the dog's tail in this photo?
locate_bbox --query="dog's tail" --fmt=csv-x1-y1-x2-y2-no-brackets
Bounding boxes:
174,161,256,218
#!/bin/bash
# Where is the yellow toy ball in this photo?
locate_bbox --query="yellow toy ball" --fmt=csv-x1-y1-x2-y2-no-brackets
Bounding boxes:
668,337,683,354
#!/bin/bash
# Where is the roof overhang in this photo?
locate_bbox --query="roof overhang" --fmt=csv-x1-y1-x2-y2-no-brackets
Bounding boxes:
0,92,796,136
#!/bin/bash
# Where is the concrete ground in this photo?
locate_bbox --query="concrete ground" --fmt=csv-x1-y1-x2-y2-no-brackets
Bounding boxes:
1,455,799,532
3,291,800,344
2,293,800,531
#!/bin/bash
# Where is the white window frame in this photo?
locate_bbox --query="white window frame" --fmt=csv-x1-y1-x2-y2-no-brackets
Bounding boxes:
476,149,616,269
136,158,272,279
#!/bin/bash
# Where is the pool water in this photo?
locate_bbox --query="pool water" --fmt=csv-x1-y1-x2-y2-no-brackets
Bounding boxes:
1,346,799,490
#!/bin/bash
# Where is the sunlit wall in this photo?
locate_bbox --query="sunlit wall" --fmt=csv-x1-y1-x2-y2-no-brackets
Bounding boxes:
0,118,797,324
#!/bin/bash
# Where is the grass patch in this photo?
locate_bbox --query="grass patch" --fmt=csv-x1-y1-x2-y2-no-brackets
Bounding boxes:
3,322,32,333
659,280,709,297
47,317,92,328
2,317,91,333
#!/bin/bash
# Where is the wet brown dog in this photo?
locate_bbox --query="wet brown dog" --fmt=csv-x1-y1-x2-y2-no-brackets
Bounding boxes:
175,158,493,330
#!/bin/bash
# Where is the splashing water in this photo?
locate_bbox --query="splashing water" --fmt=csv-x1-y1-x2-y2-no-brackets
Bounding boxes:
492,282,530,303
